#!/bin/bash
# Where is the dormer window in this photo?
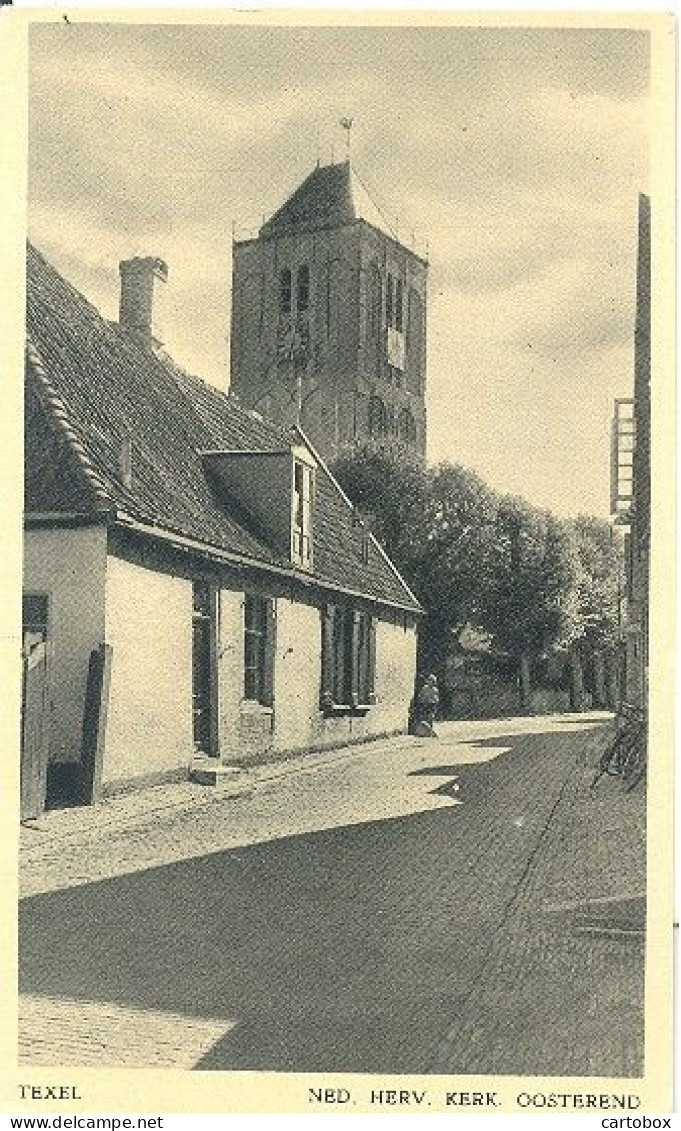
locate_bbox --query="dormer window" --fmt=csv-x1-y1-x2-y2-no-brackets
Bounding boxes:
202,444,317,568
292,459,313,568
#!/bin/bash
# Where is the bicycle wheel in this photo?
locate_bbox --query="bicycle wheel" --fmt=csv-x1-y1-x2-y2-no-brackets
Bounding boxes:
591,730,628,788
622,731,647,791
613,728,641,777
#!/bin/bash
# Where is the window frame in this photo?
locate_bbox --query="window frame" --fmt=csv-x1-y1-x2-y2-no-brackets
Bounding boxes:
296,264,310,314
320,604,376,714
280,267,292,315
243,593,276,707
22,592,49,658
291,459,314,569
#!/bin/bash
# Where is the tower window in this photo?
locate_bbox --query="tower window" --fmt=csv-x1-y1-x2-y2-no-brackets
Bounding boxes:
386,274,394,328
407,286,424,389
280,268,292,315
395,279,404,332
297,265,310,313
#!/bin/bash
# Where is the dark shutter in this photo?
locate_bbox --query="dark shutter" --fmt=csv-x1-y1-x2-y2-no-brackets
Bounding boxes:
368,616,377,703
320,604,336,706
262,599,277,708
351,611,362,705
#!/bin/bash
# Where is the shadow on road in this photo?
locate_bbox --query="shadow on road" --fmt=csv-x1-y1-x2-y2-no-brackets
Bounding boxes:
20,720,627,1074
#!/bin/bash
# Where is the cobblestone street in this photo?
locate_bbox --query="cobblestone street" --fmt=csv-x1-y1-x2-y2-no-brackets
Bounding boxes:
19,713,645,1075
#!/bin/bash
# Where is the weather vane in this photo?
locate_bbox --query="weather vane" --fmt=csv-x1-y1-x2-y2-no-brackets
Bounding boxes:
339,117,354,160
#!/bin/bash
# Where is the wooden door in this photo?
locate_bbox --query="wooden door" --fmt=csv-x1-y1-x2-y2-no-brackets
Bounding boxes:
192,583,217,755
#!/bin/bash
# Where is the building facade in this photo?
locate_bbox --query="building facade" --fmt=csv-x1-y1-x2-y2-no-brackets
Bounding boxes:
230,161,428,465
23,245,421,807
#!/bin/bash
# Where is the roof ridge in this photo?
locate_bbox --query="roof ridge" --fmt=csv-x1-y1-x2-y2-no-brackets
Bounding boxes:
348,165,398,241
25,334,114,514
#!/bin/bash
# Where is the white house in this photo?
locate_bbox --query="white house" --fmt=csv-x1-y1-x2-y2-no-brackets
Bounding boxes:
23,245,421,806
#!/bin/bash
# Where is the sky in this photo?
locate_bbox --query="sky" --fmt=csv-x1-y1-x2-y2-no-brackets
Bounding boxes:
28,22,649,517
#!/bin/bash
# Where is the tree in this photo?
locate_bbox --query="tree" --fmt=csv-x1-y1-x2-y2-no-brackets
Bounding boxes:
331,445,498,691
331,443,431,572
570,516,624,707
480,497,580,711
417,462,498,677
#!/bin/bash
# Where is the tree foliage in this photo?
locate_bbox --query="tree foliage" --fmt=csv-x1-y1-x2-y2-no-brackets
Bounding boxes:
570,515,623,651
331,444,497,677
480,496,581,659
331,444,621,712
331,443,430,574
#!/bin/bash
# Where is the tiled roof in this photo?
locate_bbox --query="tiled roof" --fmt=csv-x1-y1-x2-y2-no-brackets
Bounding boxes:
25,243,420,612
259,161,397,241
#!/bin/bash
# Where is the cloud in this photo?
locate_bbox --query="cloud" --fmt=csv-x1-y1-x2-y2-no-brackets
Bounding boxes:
504,268,634,359
27,22,650,517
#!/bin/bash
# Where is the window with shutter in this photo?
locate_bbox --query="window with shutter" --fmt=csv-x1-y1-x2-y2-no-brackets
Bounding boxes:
367,616,377,703
320,605,377,711
386,274,394,328
244,594,275,706
320,604,336,708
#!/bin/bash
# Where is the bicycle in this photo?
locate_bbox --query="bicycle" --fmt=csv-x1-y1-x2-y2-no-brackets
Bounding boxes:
590,705,647,792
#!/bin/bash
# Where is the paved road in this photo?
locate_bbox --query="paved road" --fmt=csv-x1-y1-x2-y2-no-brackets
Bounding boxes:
19,714,644,1075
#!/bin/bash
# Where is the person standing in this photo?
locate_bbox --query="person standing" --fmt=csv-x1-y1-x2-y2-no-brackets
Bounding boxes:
417,673,440,736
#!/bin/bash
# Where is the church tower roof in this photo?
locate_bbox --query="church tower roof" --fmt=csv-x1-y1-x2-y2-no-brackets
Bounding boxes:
259,160,398,242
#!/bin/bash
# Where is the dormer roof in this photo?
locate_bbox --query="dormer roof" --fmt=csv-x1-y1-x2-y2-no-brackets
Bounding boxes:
25,243,421,614
259,160,398,242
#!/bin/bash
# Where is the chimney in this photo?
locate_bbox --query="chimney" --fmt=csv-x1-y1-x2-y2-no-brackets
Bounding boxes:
118,256,168,349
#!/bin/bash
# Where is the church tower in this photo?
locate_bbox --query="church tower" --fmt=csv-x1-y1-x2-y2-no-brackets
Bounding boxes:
229,160,428,464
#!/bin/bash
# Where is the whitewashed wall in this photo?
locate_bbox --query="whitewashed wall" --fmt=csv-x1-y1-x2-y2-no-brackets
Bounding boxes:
103,553,193,787
23,525,107,765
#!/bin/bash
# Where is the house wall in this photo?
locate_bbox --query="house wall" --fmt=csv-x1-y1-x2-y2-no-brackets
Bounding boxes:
221,596,417,765
23,524,107,764
100,531,418,787
103,552,193,788
371,615,418,733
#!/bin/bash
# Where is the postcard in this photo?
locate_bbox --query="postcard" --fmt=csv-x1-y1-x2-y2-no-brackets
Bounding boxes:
0,8,675,1115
